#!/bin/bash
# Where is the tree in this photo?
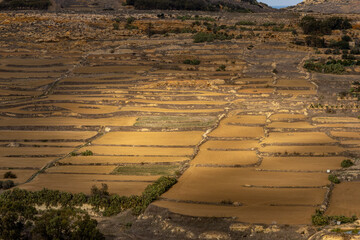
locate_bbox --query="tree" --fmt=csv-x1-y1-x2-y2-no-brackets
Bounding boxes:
0,212,24,240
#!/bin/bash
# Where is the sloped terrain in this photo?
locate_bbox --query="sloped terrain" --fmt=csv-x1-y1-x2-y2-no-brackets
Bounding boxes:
1,10,360,240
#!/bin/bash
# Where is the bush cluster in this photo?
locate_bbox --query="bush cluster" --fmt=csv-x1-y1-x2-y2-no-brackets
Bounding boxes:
305,35,326,48
0,202,104,240
193,32,233,43
312,210,357,226
328,174,341,184
3,171,16,179
300,16,352,35
0,0,51,9
304,60,345,74
81,150,93,156
183,59,201,65
341,159,354,168
0,180,14,190
0,176,177,216
0,176,177,239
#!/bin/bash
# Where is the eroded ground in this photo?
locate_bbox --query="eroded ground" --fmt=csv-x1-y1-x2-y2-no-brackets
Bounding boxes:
1,11,360,239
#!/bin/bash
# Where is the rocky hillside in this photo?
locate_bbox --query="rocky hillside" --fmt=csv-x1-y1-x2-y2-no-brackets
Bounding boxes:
48,0,273,12
290,0,360,13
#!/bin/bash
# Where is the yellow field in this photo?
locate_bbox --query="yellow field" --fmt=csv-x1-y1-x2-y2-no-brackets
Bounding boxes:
173,167,329,187
0,147,74,156
20,173,156,195
330,131,360,138
193,150,258,165
222,115,267,124
312,117,360,123
93,131,203,146
0,157,54,168
267,122,316,129
260,157,344,171
209,125,264,138
0,131,97,140
46,165,117,174
326,182,360,218
0,169,37,183
59,156,188,165
269,114,307,121
262,132,336,144
260,145,345,155
153,201,316,225
201,140,260,150
79,146,194,156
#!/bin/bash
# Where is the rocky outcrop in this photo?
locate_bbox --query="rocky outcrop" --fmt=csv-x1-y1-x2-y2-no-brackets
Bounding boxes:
290,0,360,13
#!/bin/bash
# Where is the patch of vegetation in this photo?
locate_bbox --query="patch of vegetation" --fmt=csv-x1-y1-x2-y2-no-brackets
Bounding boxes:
32,208,104,240
183,59,201,65
0,176,177,217
125,17,138,30
0,0,51,10
220,199,233,205
312,210,357,226
304,60,345,74
3,171,16,179
329,40,350,50
193,32,234,43
341,159,354,168
81,150,93,156
113,22,120,30
328,174,340,184
112,164,181,176
236,21,256,26
305,35,326,48
0,180,14,190
216,64,226,71
0,200,104,240
300,16,352,35
262,22,277,27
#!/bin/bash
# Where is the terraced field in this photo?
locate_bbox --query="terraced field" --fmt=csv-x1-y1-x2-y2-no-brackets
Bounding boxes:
1,12,360,229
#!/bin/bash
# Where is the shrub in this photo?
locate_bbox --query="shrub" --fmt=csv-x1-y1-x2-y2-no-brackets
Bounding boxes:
90,184,109,198
328,174,340,184
194,32,215,43
312,210,329,226
113,22,119,30
217,65,226,71
329,40,350,50
342,35,352,42
341,159,354,168
305,35,326,48
81,150,93,156
183,59,201,65
126,17,135,25
2,180,14,190
3,171,16,179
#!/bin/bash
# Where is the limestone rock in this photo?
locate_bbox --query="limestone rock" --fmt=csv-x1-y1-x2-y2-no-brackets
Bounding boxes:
229,223,250,232
199,231,230,240
321,235,344,240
